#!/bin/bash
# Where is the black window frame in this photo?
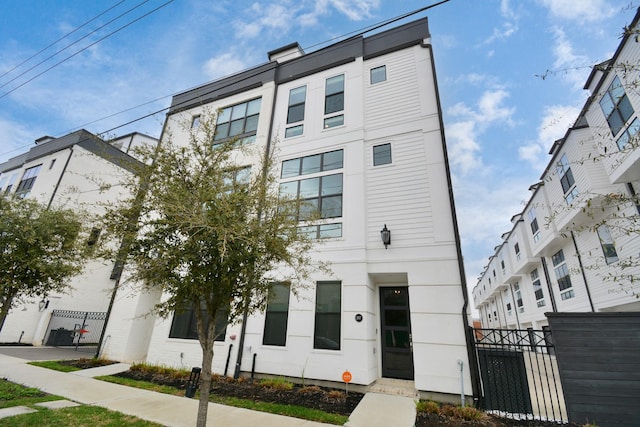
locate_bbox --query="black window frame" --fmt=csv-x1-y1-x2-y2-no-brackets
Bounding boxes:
314,281,341,350
14,164,42,198
262,283,291,346
373,143,392,166
214,98,262,144
169,304,228,341
324,74,344,129
600,75,634,136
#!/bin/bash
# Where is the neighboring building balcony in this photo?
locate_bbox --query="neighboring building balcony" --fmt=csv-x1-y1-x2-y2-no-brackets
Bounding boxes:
603,140,640,184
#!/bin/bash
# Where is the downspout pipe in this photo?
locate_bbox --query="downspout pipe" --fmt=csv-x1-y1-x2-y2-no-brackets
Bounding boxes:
234,76,279,379
570,231,595,312
422,40,480,401
47,147,74,209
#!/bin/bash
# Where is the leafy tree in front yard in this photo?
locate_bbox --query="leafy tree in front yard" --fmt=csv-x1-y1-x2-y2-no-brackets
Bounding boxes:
0,197,85,331
101,112,323,427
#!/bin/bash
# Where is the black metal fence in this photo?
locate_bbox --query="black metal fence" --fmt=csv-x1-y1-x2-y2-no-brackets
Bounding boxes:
471,327,566,423
44,310,106,348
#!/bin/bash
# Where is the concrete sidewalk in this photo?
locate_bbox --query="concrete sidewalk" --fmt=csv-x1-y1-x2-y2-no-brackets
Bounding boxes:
0,353,333,426
0,351,417,427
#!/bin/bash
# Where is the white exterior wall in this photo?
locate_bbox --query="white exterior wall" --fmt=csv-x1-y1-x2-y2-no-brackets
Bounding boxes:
0,139,145,344
474,20,640,325
118,38,471,398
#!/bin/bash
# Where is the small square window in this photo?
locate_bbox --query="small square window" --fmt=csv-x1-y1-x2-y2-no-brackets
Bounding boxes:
191,116,200,129
370,65,387,84
373,143,391,166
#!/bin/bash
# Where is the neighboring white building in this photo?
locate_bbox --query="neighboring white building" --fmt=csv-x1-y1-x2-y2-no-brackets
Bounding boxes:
473,10,640,330
0,130,157,345
101,18,474,400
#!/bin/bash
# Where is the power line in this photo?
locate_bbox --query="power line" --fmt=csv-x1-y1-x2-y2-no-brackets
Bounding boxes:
1,0,449,157
0,0,155,93
99,0,452,135
0,0,128,82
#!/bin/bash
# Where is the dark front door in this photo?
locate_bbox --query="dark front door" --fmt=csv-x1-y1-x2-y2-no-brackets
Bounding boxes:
380,287,414,380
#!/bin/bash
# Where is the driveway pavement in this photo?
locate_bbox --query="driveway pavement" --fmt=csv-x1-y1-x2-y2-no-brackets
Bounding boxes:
0,345,96,360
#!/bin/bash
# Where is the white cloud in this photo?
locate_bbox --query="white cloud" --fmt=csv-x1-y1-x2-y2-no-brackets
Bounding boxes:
538,0,615,22
0,117,42,163
203,53,249,80
518,103,581,168
550,27,592,89
481,22,518,45
446,88,515,175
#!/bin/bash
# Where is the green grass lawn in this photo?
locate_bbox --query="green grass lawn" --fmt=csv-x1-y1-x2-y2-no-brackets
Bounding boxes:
28,360,81,373
97,375,349,425
0,379,162,426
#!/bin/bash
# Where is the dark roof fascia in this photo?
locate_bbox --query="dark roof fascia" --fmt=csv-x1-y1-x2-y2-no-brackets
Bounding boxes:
363,17,429,60
168,62,278,114
168,18,430,113
583,7,640,93
0,129,144,175
77,137,143,174
0,153,29,174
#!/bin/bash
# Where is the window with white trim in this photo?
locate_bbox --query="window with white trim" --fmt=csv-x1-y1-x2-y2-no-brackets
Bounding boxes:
279,150,343,231
616,117,639,151
373,143,391,166
600,75,634,136
528,208,540,242
262,283,290,346
552,250,574,300
214,98,261,145
531,268,545,307
285,86,306,138
556,154,578,205
514,283,524,313
15,164,42,198
314,281,341,350
514,242,521,261
324,74,344,129
370,65,386,84
597,224,619,264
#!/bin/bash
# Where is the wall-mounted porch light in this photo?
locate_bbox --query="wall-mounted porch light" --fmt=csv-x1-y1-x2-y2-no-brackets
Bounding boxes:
380,224,391,249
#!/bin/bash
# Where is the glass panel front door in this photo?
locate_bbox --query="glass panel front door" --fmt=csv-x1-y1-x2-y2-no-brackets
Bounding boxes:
380,287,414,379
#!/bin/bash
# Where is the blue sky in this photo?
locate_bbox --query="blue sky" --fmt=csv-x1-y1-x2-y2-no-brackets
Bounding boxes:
0,0,636,296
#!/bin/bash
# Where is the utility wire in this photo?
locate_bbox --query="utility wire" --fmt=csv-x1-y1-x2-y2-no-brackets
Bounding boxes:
0,0,449,158
0,0,154,92
0,0,128,82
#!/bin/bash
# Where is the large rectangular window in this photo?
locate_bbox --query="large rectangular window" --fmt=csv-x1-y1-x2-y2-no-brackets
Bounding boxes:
262,283,290,346
169,304,228,341
514,283,524,313
552,250,574,300
597,224,619,264
616,117,640,151
285,86,306,138
280,150,343,227
14,164,42,198
531,268,545,307
556,154,578,204
314,281,341,350
214,98,261,145
324,74,344,129
600,75,634,136
528,208,540,242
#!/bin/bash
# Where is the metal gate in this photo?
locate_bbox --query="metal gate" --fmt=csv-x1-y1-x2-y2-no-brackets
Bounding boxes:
44,310,106,348
472,327,566,423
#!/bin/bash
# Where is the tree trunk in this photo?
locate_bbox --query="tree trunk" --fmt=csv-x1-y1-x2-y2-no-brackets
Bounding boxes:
0,290,17,333
195,314,216,427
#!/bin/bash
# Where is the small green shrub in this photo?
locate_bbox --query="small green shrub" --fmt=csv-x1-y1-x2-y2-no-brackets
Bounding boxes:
416,400,484,422
416,400,439,414
260,377,294,390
